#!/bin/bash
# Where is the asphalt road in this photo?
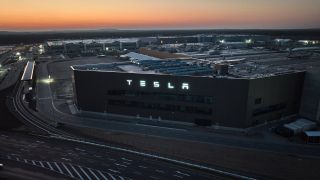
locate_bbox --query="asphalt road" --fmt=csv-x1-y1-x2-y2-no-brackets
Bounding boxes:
0,131,220,180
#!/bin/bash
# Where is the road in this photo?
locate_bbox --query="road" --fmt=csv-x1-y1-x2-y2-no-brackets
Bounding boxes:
0,130,223,180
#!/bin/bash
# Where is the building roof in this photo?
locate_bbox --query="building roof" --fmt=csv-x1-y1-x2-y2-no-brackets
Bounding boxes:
284,118,317,131
304,131,320,137
123,52,160,61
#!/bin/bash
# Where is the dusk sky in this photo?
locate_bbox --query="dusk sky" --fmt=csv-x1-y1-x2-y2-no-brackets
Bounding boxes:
0,0,320,31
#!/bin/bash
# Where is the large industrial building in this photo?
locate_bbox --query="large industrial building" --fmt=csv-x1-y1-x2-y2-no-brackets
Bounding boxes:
71,57,305,128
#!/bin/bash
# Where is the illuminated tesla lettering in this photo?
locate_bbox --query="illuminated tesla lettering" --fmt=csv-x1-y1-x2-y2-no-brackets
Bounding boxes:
168,82,174,89
126,80,132,86
182,83,189,90
140,80,146,87
153,81,160,88
126,80,189,90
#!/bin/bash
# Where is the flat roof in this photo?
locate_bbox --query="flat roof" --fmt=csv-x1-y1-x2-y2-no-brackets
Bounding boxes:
123,52,160,61
304,131,320,137
21,61,35,81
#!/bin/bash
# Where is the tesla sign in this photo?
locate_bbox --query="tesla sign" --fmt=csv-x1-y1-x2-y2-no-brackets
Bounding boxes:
126,80,189,90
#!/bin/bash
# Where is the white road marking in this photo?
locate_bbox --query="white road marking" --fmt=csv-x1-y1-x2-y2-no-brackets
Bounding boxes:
61,157,71,161
61,163,75,178
31,160,36,165
97,170,109,180
78,166,92,180
176,171,190,177
115,163,127,168
108,172,117,180
137,123,187,131
122,161,131,165
15,157,20,161
87,168,100,180
121,157,132,162
39,161,45,168
173,174,183,179
69,164,83,180
108,169,120,173
53,162,63,174
46,162,54,171
24,159,28,163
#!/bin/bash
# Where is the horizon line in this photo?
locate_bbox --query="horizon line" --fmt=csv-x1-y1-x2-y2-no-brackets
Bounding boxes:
1,27,320,33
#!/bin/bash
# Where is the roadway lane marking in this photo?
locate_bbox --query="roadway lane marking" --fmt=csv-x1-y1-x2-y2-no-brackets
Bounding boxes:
108,169,120,173
176,171,190,177
121,157,132,162
138,165,148,169
15,157,20,161
68,164,83,180
46,162,54,171
6,155,11,159
173,174,183,179
115,163,127,168
77,166,92,180
97,170,109,180
107,172,117,180
53,162,63,174
39,161,45,168
137,123,187,132
24,159,28,163
61,163,75,178
87,168,100,180
122,161,131,165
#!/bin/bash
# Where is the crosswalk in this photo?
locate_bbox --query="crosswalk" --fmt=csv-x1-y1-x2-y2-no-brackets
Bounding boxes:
4,155,126,180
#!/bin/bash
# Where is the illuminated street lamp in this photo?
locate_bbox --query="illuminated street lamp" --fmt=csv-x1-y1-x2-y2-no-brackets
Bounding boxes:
245,39,253,44
219,39,225,43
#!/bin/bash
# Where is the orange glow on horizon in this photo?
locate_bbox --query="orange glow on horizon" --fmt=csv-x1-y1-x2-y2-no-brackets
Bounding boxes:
0,0,319,30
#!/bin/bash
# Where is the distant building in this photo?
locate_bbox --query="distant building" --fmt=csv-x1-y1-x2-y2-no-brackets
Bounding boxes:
45,38,141,55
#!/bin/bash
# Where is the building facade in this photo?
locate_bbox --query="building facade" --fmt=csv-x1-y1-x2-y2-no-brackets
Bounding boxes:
72,67,305,128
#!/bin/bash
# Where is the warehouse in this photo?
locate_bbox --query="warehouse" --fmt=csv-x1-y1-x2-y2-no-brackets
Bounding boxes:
71,60,305,128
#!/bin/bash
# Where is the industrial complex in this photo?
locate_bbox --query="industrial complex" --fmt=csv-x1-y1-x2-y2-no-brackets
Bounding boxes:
2,30,320,180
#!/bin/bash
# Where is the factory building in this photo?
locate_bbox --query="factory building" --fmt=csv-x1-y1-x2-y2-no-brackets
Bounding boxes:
71,58,305,128
45,38,141,55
